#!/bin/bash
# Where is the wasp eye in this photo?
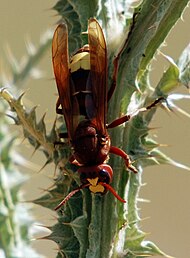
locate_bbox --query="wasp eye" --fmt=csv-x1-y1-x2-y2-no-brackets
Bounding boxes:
99,169,111,184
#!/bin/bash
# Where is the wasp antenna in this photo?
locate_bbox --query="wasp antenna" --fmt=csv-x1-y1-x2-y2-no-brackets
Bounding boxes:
100,182,126,203
54,183,90,211
54,188,81,211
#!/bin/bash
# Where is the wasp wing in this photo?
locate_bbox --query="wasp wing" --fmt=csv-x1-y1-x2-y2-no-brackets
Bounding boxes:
87,18,107,134
52,23,76,140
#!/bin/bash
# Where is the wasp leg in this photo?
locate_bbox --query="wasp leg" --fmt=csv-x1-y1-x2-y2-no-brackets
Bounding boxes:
107,115,131,129
145,96,166,110
107,97,166,129
109,146,138,174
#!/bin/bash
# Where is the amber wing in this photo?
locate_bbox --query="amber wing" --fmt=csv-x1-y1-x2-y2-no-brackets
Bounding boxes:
87,18,107,134
52,23,74,139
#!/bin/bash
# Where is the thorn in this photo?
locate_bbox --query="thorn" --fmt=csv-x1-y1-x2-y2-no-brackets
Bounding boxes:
37,159,51,173
17,91,27,103
30,145,40,158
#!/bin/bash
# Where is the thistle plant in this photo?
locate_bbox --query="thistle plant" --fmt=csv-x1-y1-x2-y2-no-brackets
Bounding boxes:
0,30,52,258
0,1,190,258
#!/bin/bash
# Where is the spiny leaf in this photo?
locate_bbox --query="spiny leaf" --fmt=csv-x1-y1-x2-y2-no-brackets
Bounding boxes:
37,113,47,135
45,187,86,258
124,240,173,258
156,52,180,94
26,105,38,128
0,22,52,258
12,30,52,86
0,89,54,159
68,215,88,258
177,43,190,88
0,117,43,258
34,173,73,210
167,93,190,118
150,149,190,171
53,0,99,53
139,0,190,77
113,0,190,116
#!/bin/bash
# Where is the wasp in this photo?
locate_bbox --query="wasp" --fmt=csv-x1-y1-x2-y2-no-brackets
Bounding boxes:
52,18,164,210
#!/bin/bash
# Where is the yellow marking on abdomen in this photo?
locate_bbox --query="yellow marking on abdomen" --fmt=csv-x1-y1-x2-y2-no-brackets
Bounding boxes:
70,51,90,72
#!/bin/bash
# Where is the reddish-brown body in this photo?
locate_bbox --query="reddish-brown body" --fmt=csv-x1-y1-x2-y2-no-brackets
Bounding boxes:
52,18,139,209
72,120,111,166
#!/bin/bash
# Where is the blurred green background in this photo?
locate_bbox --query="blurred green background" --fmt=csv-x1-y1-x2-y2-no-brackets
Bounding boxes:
0,1,190,257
